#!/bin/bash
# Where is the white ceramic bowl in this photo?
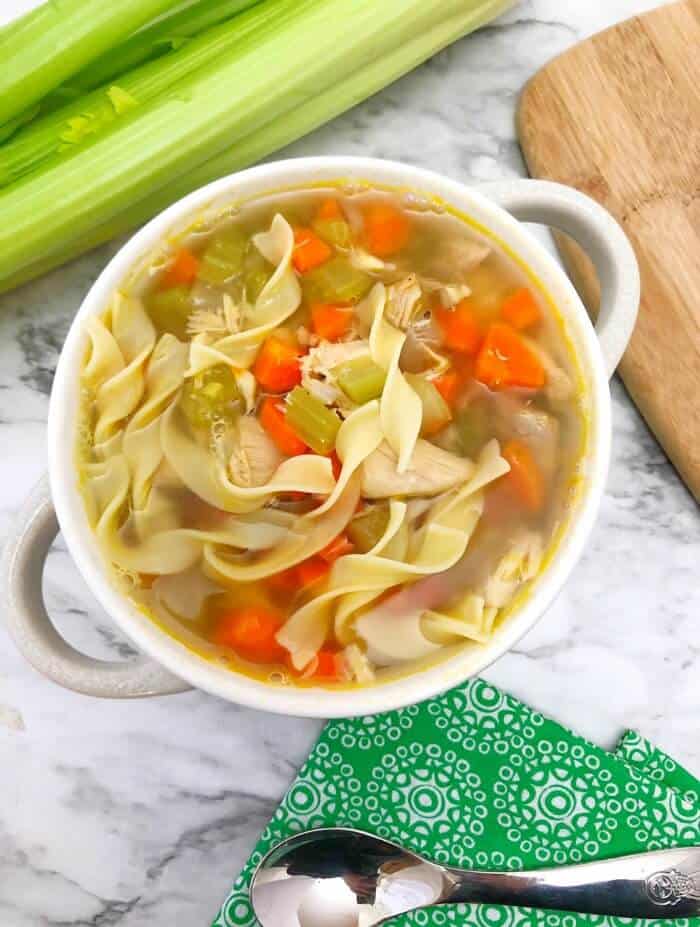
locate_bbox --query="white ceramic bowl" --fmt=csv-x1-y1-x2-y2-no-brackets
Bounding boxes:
2,157,639,717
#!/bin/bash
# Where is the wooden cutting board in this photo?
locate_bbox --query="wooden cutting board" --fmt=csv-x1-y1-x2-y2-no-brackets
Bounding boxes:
518,0,700,500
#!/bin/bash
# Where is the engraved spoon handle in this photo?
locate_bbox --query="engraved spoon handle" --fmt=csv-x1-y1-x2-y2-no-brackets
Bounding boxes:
445,847,700,918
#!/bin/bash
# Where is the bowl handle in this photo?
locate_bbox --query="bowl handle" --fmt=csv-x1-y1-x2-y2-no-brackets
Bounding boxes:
477,178,640,378
1,476,191,698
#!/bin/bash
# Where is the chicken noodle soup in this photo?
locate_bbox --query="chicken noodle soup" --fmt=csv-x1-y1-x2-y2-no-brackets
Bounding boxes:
77,184,586,687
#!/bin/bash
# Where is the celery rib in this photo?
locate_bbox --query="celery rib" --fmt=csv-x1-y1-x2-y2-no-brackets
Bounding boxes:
0,0,515,293
0,0,181,127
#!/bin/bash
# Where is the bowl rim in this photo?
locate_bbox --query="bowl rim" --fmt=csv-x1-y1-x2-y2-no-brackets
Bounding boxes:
48,156,610,717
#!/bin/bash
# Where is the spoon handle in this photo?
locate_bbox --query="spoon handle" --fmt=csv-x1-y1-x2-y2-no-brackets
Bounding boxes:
445,847,700,918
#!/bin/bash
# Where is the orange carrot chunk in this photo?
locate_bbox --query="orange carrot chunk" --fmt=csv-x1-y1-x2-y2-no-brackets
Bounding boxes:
253,336,303,393
310,302,352,341
363,203,410,256
259,396,308,456
319,533,354,564
212,606,286,663
296,556,331,588
502,439,545,513
313,649,340,680
433,370,460,405
160,247,199,289
434,299,482,355
475,322,546,390
500,288,541,330
316,198,343,221
292,227,333,273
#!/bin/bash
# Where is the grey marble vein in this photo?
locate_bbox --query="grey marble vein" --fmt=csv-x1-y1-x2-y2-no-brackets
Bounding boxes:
0,1,697,925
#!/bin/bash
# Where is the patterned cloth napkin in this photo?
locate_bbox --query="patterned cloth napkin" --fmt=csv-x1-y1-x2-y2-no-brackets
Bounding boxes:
211,679,699,927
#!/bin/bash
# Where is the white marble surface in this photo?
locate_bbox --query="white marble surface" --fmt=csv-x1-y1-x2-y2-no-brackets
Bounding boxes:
1,1,698,924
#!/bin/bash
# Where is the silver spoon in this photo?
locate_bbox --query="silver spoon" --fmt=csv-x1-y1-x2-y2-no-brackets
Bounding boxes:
251,827,700,927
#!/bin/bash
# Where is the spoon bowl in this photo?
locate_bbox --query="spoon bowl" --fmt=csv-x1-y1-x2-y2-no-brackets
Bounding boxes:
251,826,700,927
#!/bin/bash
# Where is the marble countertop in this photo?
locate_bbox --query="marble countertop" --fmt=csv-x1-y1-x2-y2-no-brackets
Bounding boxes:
1,1,698,924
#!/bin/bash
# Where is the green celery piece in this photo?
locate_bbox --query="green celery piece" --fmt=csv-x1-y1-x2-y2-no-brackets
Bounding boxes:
0,105,40,145
0,0,515,292
146,285,193,339
455,401,490,458
405,373,452,435
0,2,282,189
244,249,273,303
197,228,248,285
312,217,352,248
43,0,264,104
347,503,390,553
335,357,386,404
302,257,372,305
0,0,180,127
285,387,341,455
180,364,241,428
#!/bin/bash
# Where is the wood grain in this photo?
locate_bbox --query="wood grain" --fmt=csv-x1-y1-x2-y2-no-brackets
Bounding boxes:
518,0,700,500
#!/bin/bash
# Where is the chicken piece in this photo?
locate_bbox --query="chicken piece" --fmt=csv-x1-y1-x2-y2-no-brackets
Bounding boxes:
399,316,447,374
361,439,473,498
229,416,282,487
301,338,370,409
491,394,560,480
420,277,472,308
428,237,490,280
385,275,423,331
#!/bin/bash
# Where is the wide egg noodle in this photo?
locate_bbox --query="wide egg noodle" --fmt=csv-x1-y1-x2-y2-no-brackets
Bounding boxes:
161,403,335,514
186,214,301,377
203,472,361,586
122,333,188,509
422,593,495,645
367,282,422,473
278,500,408,668
87,293,156,443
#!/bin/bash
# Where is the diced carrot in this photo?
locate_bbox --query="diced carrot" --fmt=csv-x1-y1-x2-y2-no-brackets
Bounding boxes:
296,556,331,588
259,396,308,456
435,299,482,354
501,288,541,330
316,198,343,221
475,323,546,391
330,451,343,481
502,439,545,513
292,227,333,273
319,533,354,564
267,567,301,594
160,247,199,289
253,336,302,393
310,302,352,341
212,606,286,663
313,649,340,680
433,370,460,405
363,203,410,256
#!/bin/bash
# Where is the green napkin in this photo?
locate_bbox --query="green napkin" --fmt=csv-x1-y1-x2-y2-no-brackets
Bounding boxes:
212,679,699,927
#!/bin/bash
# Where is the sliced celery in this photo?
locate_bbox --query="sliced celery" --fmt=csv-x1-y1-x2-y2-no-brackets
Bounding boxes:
335,356,386,404
197,228,248,285
146,285,193,339
0,0,515,291
455,401,490,457
180,364,242,428
405,373,452,435
285,387,341,455
302,256,372,305
347,503,390,553
244,248,273,303
312,217,352,249
0,0,180,127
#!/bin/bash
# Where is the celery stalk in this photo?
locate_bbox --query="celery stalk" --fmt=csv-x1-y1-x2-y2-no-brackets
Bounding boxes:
285,388,341,455
43,0,264,105
0,0,514,292
0,1,279,188
0,0,181,127
335,357,387,404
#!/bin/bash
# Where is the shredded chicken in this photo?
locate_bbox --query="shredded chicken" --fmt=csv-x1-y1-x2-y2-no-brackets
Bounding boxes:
349,248,395,275
420,277,472,308
385,274,423,331
428,238,491,279
187,293,241,337
301,338,370,410
483,531,543,607
229,416,282,487
361,440,473,498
